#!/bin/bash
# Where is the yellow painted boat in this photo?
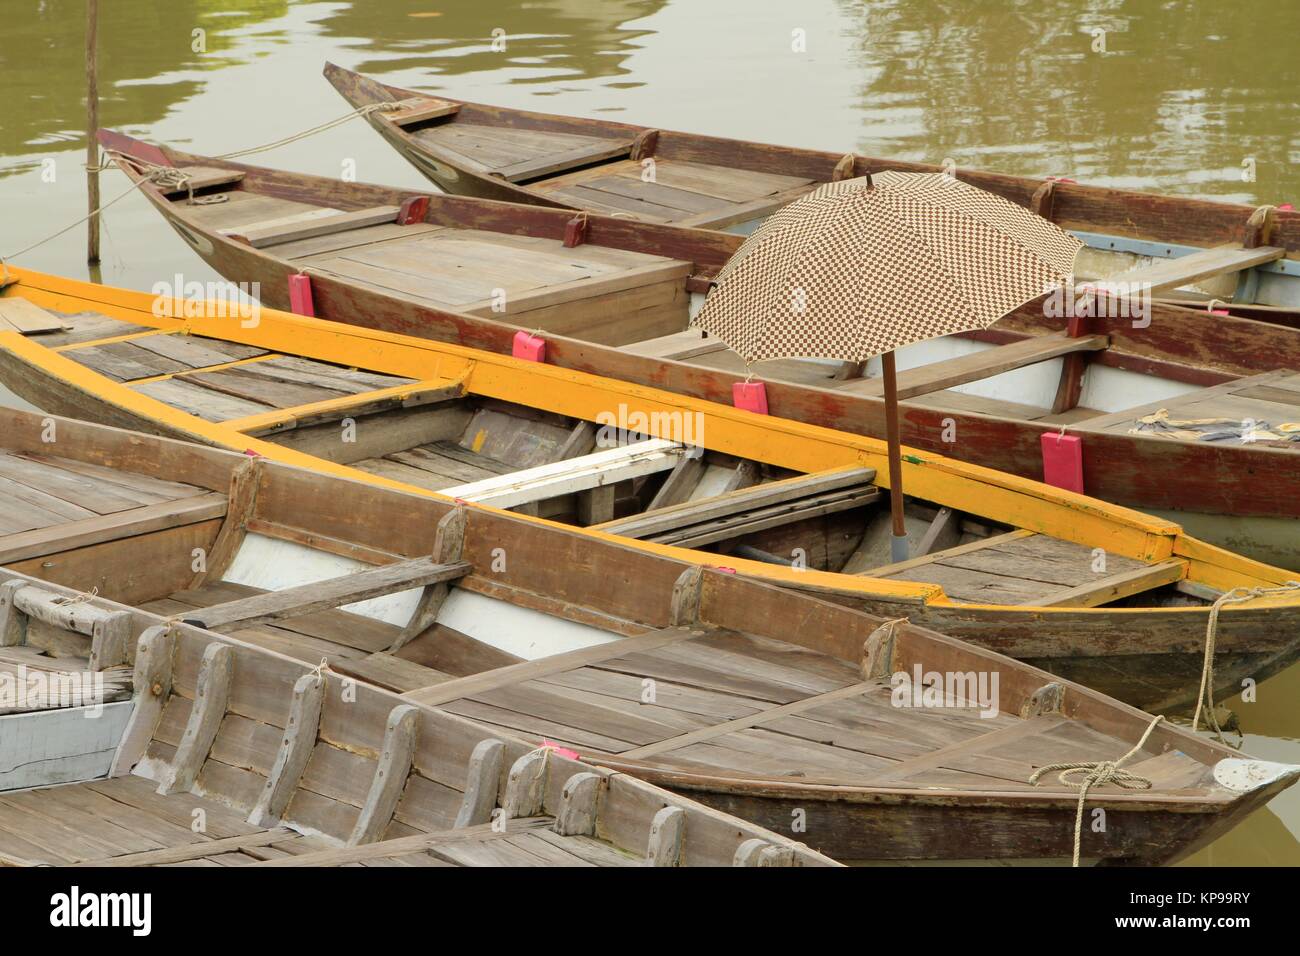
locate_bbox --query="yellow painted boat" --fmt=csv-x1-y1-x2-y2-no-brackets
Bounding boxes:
2,265,1298,712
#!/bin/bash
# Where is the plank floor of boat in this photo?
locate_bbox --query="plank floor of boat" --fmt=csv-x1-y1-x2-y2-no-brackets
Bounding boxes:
40,311,419,424
411,121,818,227
0,775,627,866
0,442,213,536
867,531,1149,605
133,581,1215,795
170,189,693,331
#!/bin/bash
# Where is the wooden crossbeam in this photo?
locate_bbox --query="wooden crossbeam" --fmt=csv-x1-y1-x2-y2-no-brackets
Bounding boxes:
383,97,461,127
228,378,466,436
598,467,876,540
498,141,635,184
1104,244,1285,295
619,680,877,760
251,818,552,867
860,529,1034,578
189,557,471,630
0,492,227,565
401,624,701,705
159,165,245,197
839,332,1109,401
441,439,682,509
72,828,297,867
0,297,70,335
860,714,1069,787
623,330,730,362
1025,558,1186,608
228,205,403,249
652,486,880,548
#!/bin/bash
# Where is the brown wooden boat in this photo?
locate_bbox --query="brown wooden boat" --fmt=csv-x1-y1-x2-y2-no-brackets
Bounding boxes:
0,573,835,870
6,268,1300,714
0,406,1294,865
93,130,1300,571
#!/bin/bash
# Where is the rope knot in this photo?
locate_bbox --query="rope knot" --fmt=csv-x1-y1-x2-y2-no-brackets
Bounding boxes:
1028,713,1163,866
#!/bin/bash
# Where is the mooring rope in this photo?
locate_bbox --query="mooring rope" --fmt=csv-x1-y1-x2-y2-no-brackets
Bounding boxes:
1028,713,1164,867
1193,580,1300,743
0,102,403,282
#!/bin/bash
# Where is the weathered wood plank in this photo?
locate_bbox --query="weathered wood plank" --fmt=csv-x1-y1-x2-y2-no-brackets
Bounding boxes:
191,558,471,630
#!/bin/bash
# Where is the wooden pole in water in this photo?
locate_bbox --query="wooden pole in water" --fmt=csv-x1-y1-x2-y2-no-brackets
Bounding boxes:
86,0,101,264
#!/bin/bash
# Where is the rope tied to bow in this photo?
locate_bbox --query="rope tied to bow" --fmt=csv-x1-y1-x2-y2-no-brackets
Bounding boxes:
1028,713,1164,867
0,102,405,277
1193,580,1300,743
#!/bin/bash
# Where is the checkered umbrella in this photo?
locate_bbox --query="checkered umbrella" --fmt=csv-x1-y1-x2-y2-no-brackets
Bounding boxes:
692,170,1082,560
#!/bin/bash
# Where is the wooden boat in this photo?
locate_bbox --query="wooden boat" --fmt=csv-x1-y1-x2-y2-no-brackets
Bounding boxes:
0,572,834,868
322,64,1300,306
0,407,1294,865
93,131,1300,570
4,268,1300,716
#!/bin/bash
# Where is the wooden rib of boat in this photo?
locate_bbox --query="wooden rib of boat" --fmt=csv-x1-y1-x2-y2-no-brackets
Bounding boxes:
92,130,1300,570
0,408,1294,866
0,567,835,868
323,64,1300,310
4,269,1300,715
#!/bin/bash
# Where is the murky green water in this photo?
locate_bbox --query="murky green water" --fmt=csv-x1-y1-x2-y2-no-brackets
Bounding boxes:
1,0,1296,864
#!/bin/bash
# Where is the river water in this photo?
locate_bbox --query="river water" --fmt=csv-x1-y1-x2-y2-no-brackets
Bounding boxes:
1,0,1296,864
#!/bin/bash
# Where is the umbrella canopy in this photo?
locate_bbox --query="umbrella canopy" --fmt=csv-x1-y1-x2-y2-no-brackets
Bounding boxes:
692,171,1083,563
691,170,1082,362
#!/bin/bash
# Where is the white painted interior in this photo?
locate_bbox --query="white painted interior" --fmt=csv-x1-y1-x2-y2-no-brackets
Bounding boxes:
1077,362,1201,412
223,533,424,626
0,701,132,792
434,589,618,660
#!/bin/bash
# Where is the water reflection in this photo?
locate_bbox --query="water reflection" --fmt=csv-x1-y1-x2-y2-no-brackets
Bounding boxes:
0,0,290,177
837,0,1300,203
313,0,662,87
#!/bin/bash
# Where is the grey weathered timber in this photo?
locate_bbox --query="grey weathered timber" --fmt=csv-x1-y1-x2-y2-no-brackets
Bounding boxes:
554,771,603,836
157,642,233,795
453,737,506,828
645,806,685,867
109,624,176,777
192,557,471,630
349,703,419,845
249,672,325,826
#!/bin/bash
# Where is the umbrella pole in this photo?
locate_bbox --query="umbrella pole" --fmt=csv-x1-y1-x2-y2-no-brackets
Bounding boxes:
882,350,909,563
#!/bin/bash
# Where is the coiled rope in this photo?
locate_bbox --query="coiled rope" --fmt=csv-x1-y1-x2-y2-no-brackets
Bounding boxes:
1028,713,1164,867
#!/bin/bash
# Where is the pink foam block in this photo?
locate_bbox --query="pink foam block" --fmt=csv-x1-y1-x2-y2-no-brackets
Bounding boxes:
287,274,314,317
1041,432,1085,493
512,330,546,362
1279,203,1294,211
733,381,769,415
